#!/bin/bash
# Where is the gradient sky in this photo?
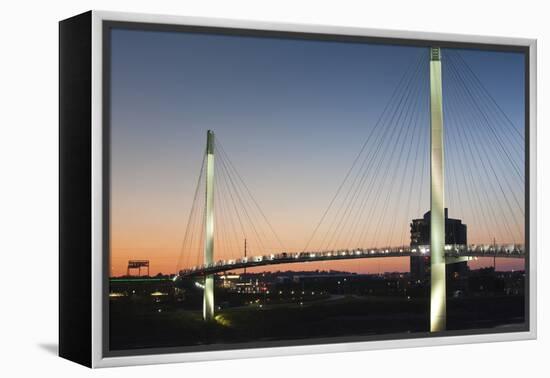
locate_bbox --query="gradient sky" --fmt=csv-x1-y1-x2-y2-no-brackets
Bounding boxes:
109,28,525,276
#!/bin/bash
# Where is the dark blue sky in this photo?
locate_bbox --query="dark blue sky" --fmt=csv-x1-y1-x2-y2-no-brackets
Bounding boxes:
108,27,525,275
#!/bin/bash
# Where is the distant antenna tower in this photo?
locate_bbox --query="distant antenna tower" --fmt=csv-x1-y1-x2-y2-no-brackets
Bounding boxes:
493,237,497,271
243,238,247,276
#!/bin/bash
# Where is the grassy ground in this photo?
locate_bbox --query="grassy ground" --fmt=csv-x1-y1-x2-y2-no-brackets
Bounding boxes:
109,294,525,350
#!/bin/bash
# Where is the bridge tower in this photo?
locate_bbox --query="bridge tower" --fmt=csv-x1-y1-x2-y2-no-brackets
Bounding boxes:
430,47,446,332
203,130,215,321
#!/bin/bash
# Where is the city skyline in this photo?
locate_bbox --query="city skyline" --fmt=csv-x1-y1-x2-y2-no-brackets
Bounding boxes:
109,28,525,277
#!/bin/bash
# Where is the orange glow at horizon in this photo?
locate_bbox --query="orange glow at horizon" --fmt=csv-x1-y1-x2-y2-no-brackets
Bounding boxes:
109,182,525,277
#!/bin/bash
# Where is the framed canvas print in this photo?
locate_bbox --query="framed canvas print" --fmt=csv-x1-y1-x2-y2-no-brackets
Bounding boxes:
59,10,537,368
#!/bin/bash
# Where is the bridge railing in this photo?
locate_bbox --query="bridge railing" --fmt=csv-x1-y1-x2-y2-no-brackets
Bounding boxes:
177,244,525,277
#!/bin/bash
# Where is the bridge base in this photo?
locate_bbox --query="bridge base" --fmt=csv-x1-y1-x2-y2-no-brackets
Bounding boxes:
203,275,214,321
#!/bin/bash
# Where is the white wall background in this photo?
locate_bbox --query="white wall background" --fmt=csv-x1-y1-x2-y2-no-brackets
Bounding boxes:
0,0,546,376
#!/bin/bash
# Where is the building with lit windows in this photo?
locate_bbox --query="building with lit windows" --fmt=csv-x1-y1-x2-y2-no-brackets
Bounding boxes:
410,209,467,282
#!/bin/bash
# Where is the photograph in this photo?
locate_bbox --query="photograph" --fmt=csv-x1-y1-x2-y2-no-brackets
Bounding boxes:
105,23,528,354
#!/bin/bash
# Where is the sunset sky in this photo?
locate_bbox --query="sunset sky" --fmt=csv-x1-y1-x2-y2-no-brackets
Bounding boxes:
108,27,525,276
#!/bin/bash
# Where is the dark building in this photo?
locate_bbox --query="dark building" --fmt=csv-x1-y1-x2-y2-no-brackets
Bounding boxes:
411,208,467,246
410,209,468,282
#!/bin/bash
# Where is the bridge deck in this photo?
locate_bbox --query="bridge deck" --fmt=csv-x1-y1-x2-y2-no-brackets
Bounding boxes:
178,245,525,278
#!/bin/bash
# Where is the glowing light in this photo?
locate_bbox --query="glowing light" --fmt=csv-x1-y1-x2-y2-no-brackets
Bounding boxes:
214,314,232,327
195,281,205,290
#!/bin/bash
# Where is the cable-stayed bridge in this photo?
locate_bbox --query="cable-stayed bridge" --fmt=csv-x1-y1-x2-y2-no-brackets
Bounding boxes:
174,47,526,331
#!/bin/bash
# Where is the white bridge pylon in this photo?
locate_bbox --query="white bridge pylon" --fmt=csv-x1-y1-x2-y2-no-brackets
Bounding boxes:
430,46,446,332
203,130,215,321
